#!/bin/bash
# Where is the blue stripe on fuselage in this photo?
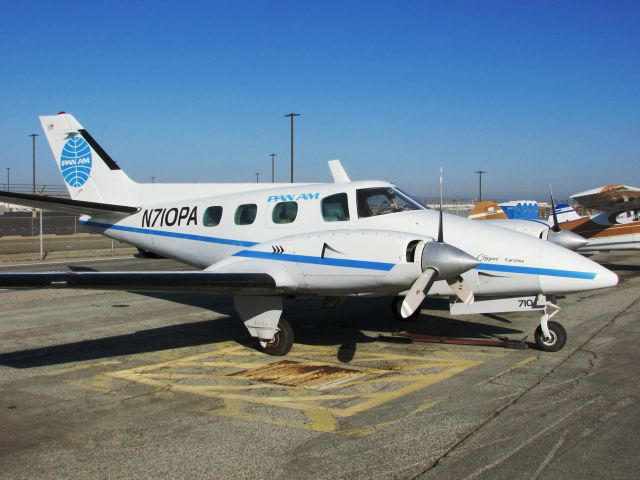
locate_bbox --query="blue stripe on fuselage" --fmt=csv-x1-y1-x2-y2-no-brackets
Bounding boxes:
80,220,258,247
232,249,394,271
476,263,596,280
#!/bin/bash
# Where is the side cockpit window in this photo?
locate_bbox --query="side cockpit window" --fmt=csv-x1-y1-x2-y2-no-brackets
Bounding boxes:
322,193,350,222
234,204,257,225
272,201,298,224
203,206,223,226
356,187,426,218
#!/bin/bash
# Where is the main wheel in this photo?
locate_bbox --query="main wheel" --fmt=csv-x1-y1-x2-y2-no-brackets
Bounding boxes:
258,318,294,356
534,321,567,352
391,296,421,322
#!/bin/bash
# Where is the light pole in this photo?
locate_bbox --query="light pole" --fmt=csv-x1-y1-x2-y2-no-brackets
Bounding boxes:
151,176,155,183
474,170,486,202
284,113,300,183
29,133,39,194
269,153,276,183
255,172,260,183
6,168,9,191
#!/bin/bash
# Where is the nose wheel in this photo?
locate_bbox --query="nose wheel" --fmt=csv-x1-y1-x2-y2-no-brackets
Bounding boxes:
534,320,566,352
258,318,294,356
533,295,565,352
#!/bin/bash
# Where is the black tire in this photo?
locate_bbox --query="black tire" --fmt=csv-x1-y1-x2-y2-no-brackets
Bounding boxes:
137,248,159,259
534,321,567,352
259,318,294,356
391,296,421,322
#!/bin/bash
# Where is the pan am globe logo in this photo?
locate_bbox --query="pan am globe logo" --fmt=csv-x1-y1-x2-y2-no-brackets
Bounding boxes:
60,136,92,187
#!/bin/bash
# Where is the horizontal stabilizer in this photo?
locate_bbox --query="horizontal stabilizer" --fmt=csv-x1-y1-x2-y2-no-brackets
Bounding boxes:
571,185,640,213
0,191,139,216
0,271,276,294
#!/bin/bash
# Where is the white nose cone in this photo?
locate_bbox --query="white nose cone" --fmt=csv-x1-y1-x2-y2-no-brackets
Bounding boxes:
539,242,618,294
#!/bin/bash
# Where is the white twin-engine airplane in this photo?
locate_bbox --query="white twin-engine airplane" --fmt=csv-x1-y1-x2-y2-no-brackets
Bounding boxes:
0,113,619,355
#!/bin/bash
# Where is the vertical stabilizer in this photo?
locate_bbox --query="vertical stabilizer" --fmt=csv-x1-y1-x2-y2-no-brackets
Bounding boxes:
328,160,350,183
549,203,581,223
468,201,508,220
39,113,139,205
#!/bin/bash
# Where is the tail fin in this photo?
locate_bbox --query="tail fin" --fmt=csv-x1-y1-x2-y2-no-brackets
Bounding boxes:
39,113,139,206
468,201,508,220
548,203,581,223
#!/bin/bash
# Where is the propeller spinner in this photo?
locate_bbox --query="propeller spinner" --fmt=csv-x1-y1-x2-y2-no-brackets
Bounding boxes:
400,169,480,318
546,186,589,251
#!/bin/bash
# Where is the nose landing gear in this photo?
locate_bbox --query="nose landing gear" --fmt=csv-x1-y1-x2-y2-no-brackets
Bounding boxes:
534,297,566,352
534,321,566,352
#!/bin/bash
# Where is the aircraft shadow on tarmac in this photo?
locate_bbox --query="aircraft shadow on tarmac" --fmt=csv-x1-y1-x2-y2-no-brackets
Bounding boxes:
0,295,524,369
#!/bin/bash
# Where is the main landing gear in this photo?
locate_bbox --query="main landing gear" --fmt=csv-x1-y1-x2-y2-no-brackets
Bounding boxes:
391,296,421,322
233,295,293,356
258,318,294,356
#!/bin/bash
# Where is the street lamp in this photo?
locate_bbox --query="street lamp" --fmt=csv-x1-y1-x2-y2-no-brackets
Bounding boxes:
269,153,276,183
29,133,39,194
474,170,486,202
6,167,9,191
284,113,301,183
255,172,260,183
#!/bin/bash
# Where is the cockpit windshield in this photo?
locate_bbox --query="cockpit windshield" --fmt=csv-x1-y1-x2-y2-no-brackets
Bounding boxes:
356,187,428,218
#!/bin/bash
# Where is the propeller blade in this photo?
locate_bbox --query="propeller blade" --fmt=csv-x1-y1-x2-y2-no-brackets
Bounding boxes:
401,268,438,318
549,185,560,232
438,167,444,243
446,276,475,304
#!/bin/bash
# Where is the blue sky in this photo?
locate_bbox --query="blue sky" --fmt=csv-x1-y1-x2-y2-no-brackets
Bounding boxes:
0,0,638,201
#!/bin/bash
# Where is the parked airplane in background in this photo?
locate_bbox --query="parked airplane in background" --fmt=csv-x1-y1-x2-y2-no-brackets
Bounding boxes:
472,186,640,252
468,199,589,251
0,113,619,354
555,185,640,251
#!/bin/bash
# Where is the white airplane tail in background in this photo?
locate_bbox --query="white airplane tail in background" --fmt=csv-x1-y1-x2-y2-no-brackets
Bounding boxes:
549,203,581,223
39,113,139,206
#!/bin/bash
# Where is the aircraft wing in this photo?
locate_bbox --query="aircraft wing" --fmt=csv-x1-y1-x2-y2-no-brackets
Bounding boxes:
0,271,276,294
0,191,139,216
571,185,640,213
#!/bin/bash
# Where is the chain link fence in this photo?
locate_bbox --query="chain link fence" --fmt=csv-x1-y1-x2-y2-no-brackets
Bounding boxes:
0,212,134,257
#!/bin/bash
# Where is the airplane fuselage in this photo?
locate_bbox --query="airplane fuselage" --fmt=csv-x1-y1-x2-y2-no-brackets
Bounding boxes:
81,180,617,298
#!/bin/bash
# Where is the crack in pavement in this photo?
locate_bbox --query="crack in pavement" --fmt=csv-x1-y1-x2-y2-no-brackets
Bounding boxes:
412,294,640,480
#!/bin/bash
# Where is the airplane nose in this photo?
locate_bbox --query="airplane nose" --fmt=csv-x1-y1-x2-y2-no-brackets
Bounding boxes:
592,263,619,289
539,242,618,294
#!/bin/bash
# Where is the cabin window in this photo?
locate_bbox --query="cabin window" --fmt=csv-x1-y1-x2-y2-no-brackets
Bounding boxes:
322,193,350,222
272,201,298,224
203,206,223,227
234,204,257,225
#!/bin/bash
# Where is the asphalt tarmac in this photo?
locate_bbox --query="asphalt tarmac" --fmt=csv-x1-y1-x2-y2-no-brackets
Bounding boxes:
0,251,638,479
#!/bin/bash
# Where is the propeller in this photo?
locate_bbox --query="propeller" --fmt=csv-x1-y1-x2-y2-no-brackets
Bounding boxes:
546,185,590,251
549,185,561,232
401,169,480,318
